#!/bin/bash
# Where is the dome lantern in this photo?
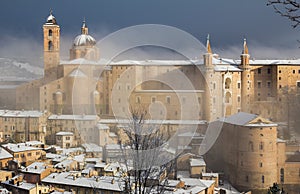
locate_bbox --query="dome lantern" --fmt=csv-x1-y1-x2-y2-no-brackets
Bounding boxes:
46,9,57,25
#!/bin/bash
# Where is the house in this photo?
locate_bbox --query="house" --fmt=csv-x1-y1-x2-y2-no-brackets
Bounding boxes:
1,143,45,166
21,162,53,184
0,147,13,169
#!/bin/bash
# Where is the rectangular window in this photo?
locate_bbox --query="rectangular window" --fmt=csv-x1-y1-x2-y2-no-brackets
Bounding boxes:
166,96,171,104
237,82,241,89
198,97,201,104
27,153,32,157
267,68,271,74
267,81,271,88
258,68,261,74
151,96,156,103
297,82,300,88
257,81,261,88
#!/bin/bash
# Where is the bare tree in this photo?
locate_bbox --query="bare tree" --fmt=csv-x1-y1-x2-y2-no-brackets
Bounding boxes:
267,0,300,28
117,109,177,194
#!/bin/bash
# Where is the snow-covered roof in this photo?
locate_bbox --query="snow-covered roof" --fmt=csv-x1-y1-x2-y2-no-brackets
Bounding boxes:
94,162,107,168
180,178,214,188
73,34,96,46
222,112,257,126
46,13,56,24
214,64,242,72
96,123,109,130
48,114,98,121
190,158,206,167
202,172,218,177
0,147,13,159
172,186,207,194
0,110,45,118
249,59,300,65
68,68,87,77
99,119,206,125
2,180,36,191
54,159,75,169
42,172,123,191
2,143,42,153
222,112,277,127
21,162,48,174
0,187,10,194
56,132,73,136
104,144,121,150
18,141,44,147
111,59,199,66
82,143,103,153
61,147,84,156
74,154,85,163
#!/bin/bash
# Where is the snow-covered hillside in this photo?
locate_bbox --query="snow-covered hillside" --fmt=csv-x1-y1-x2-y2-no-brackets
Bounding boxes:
0,58,43,81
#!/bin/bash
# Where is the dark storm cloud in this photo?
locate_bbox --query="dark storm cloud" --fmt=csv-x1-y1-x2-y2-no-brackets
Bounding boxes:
0,0,298,61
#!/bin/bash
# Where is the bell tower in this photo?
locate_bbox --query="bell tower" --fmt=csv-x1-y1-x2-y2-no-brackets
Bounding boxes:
43,10,60,80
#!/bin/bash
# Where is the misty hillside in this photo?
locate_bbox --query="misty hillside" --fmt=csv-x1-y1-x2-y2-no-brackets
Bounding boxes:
0,58,43,81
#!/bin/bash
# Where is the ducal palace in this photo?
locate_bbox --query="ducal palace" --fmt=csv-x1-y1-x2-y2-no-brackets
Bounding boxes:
0,11,300,192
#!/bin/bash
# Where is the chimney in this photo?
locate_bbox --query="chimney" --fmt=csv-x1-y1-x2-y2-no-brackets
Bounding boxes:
111,178,115,184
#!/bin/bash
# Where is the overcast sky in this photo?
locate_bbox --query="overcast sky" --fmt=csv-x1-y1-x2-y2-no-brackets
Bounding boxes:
0,0,299,62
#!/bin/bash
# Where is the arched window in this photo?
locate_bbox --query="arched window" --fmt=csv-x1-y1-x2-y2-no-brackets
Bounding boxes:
225,92,231,103
48,41,53,51
48,29,53,37
225,78,231,89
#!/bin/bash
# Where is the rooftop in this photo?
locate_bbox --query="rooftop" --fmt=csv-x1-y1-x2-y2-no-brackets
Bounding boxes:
0,147,13,159
222,112,277,127
21,162,49,174
48,114,98,121
82,143,103,153
190,158,206,167
2,143,41,153
0,110,45,118
42,172,123,191
56,132,73,136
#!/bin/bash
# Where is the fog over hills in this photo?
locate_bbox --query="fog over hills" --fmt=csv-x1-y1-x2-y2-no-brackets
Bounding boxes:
0,58,43,81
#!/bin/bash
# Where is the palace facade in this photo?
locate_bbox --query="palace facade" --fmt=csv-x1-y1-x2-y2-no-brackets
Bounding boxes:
6,11,300,192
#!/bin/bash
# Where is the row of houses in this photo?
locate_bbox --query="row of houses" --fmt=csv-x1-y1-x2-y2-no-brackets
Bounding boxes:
0,140,245,194
0,110,118,147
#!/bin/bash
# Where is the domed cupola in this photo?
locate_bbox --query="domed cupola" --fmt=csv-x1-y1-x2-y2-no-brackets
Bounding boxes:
69,19,100,61
73,20,96,47
46,10,57,25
